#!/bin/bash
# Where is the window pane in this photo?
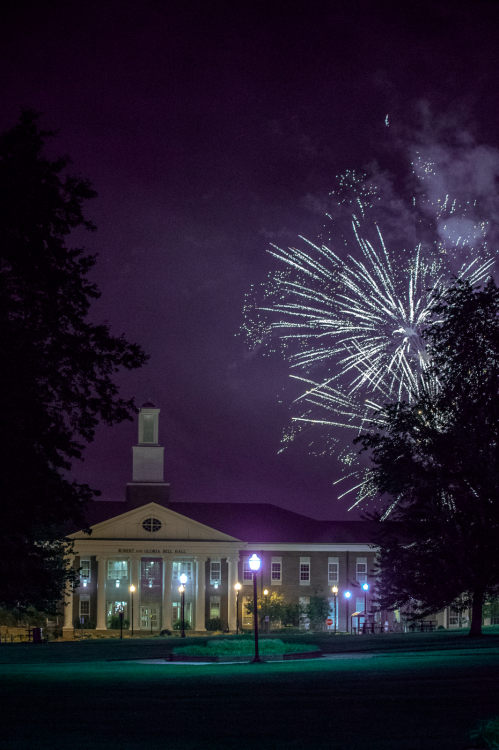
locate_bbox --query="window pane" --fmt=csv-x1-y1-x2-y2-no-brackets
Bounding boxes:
271,563,281,581
328,563,338,582
243,561,253,581
210,562,221,583
172,562,192,582
108,561,128,579
143,414,154,443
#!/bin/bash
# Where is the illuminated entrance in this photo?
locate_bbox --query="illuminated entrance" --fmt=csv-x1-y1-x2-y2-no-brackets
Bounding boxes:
140,606,160,630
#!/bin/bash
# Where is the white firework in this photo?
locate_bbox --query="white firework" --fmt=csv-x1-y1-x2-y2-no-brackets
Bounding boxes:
243,178,494,509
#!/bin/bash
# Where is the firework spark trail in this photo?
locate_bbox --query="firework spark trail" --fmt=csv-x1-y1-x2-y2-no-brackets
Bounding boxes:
243,178,495,510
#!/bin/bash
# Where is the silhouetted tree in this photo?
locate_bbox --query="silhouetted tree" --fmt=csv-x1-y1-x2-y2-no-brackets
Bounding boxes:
356,278,499,636
0,111,148,611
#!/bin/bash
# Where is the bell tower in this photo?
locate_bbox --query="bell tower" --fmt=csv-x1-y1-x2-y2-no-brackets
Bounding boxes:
126,402,170,508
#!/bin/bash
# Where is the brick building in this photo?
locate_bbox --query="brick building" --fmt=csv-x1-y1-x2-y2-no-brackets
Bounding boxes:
65,404,450,636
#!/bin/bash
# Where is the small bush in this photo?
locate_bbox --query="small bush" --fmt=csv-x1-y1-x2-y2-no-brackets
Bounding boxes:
173,638,320,656
206,617,222,631
160,629,172,637
469,717,499,749
172,619,192,630
107,615,129,630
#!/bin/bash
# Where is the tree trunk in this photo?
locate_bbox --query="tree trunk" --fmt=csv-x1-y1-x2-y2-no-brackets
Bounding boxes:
468,588,484,637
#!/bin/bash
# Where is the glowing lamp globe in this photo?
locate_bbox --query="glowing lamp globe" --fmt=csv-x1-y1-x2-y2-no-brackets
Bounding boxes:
178,585,185,594
130,585,136,593
179,573,187,585
332,585,338,594
248,554,261,571
362,583,369,591
235,582,241,591
344,591,351,598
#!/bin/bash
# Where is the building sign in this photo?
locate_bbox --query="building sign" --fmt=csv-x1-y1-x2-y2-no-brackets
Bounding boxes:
117,548,186,554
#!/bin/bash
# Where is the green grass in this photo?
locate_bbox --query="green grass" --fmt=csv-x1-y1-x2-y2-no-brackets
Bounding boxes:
2,630,499,749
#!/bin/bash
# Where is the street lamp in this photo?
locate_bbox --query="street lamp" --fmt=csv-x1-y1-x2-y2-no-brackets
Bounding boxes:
362,583,369,634
179,572,187,638
248,554,262,663
130,585,135,637
118,604,124,640
235,582,241,635
344,591,351,633
263,590,269,633
332,586,338,634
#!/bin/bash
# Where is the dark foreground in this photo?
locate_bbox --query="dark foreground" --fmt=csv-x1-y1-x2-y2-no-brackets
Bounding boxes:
1,630,498,750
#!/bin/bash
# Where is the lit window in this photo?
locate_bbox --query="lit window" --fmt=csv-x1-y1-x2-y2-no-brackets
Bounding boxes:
356,558,367,584
300,557,310,585
172,562,192,583
210,596,221,619
80,559,90,585
107,560,128,580
210,560,221,585
271,556,282,584
328,557,338,583
79,597,90,617
242,596,253,627
141,559,160,587
243,558,253,583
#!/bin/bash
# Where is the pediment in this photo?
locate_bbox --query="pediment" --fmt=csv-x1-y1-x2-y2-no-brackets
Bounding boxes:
70,503,241,542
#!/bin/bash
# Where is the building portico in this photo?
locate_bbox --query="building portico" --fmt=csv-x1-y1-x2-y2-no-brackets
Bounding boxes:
68,503,243,636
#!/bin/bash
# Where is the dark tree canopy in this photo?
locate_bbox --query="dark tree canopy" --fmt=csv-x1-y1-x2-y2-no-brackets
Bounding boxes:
0,111,148,611
356,278,499,636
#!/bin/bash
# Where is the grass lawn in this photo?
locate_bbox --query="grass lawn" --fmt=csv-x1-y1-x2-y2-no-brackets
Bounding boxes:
1,631,499,749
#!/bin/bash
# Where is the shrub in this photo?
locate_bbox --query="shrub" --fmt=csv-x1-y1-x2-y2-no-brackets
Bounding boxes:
172,619,192,630
173,638,320,656
206,617,223,631
107,614,129,629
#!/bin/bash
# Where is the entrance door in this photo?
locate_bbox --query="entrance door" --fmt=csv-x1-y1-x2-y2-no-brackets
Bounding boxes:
140,606,160,631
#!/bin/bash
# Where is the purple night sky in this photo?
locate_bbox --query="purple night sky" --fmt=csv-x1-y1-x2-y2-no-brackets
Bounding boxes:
1,1,499,519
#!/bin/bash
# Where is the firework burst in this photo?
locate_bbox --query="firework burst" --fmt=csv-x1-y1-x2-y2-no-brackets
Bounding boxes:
243,174,494,509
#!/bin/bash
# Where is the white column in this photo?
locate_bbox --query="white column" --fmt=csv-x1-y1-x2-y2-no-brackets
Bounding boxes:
63,556,75,637
195,557,207,632
96,556,108,630
162,557,173,630
130,556,141,633
227,556,240,631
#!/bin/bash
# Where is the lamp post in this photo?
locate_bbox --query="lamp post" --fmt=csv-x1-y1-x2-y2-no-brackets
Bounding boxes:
332,586,338,634
344,591,351,633
130,585,135,637
263,589,269,633
362,582,369,633
235,582,241,635
179,572,187,638
118,605,123,640
249,554,262,663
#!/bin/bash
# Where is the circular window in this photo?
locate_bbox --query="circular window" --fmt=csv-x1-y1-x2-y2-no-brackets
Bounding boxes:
142,517,162,533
